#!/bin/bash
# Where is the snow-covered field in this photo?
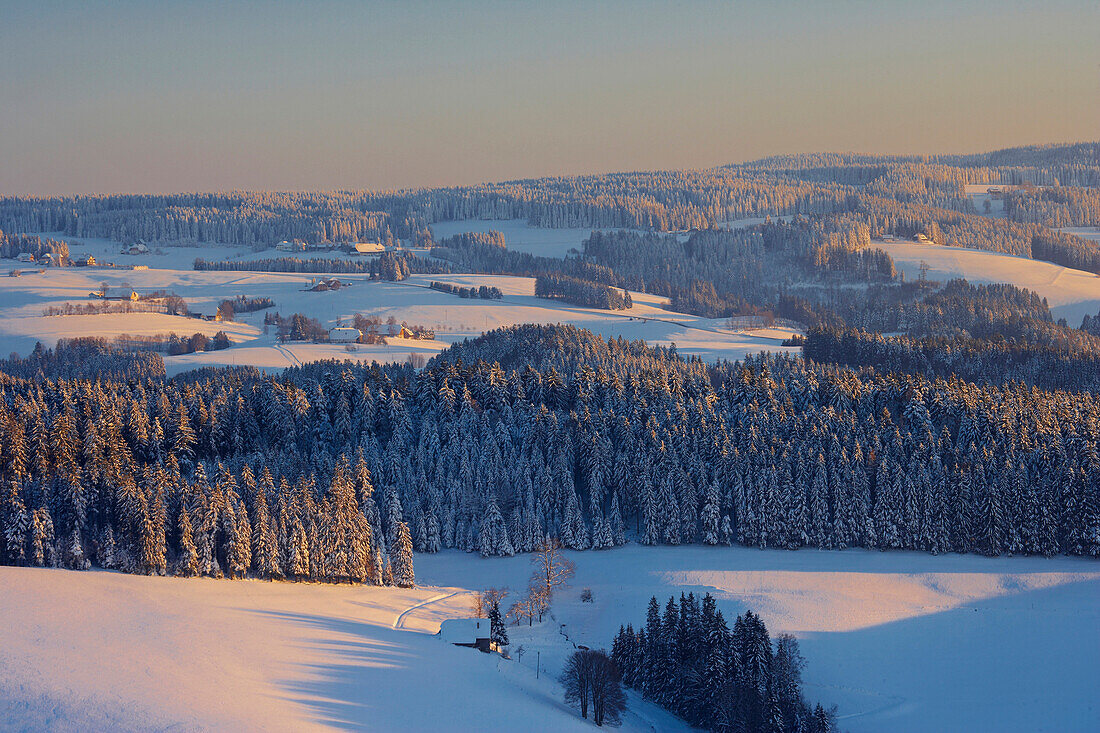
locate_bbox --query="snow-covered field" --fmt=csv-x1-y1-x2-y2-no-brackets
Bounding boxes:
0,265,800,374
877,240,1100,325
416,546,1100,733
3,547,1096,732
0,565,683,733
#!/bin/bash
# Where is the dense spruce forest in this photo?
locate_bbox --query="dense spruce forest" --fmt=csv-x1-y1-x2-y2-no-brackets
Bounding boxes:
3,325,1099,584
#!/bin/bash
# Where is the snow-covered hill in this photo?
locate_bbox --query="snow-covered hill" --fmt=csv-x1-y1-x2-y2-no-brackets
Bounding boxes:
0,566,683,733
877,239,1100,325
3,546,1097,733
417,546,1100,733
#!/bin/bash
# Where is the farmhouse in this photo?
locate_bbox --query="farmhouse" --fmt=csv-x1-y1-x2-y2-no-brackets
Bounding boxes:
275,240,301,252
353,242,385,255
16,252,35,263
306,277,347,292
328,327,362,343
75,254,96,266
438,618,493,653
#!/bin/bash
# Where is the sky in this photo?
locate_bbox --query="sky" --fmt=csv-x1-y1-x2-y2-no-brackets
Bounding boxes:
1,0,1097,195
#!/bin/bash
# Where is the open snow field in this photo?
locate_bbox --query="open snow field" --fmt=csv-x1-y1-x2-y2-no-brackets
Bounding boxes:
416,546,1100,733
3,547,1096,732
0,265,800,375
877,240,1100,325
0,565,684,733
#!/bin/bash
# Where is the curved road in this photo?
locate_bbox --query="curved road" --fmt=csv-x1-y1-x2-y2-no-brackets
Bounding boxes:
392,590,469,632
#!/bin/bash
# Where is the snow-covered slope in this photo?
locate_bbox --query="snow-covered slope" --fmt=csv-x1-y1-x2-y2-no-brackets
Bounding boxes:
417,546,1100,733
877,240,1100,325
0,566,683,733
5,547,1095,733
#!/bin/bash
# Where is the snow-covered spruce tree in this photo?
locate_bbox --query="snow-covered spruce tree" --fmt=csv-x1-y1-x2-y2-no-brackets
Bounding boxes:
390,521,415,588
488,599,508,649
478,498,514,557
176,504,199,577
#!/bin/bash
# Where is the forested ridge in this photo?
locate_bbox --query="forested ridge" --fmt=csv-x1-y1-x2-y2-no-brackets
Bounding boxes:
2,326,1098,585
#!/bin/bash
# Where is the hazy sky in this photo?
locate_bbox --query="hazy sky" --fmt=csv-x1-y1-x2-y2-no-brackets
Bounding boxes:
1,0,1096,195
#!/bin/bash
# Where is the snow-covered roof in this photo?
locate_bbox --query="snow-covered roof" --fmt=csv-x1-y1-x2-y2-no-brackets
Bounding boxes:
354,242,385,253
439,618,486,643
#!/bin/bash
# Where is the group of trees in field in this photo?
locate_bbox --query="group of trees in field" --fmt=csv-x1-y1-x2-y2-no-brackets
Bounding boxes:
165,332,233,355
535,273,633,310
611,594,835,732
435,230,507,250
429,281,503,300
265,312,329,342
216,295,274,321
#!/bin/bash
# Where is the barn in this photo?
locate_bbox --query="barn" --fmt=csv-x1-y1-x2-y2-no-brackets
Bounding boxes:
353,242,385,256
328,327,362,343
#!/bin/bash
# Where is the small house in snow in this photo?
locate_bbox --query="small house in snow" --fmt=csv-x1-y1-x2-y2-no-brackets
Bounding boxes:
125,242,150,255
306,277,346,292
76,254,96,267
329,327,362,343
275,240,300,252
439,618,492,653
16,252,35,263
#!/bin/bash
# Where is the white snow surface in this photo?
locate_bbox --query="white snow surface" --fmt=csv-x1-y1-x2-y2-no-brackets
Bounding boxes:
0,566,680,733
877,240,1100,325
415,546,1100,733
0,265,800,374
3,547,1096,732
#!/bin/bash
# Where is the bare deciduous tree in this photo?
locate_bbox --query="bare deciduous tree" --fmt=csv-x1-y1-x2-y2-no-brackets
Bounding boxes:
530,537,575,600
560,649,626,726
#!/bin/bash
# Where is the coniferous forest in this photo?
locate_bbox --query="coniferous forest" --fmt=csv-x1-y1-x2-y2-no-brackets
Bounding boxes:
3,323,1099,586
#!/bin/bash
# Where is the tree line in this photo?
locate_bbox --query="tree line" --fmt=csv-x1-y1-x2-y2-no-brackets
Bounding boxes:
535,273,633,310
2,326,1098,586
